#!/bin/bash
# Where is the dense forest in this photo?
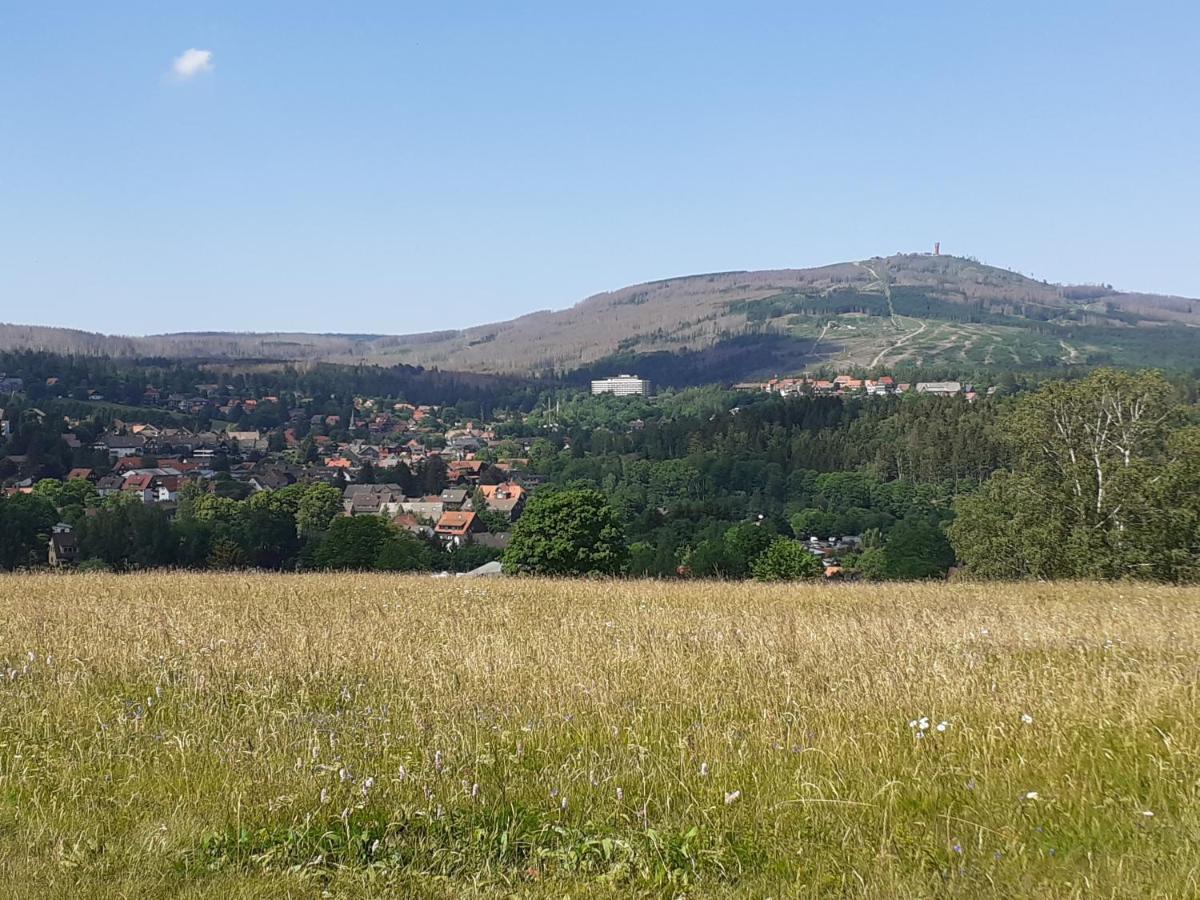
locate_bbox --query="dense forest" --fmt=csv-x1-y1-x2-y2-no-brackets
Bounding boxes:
508,370,1199,581
0,350,551,417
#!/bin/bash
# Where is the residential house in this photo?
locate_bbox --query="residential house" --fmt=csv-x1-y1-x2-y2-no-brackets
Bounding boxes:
248,469,297,492
391,512,434,538
122,473,157,504
477,483,526,522
226,430,267,452
402,497,445,523
343,483,406,516
434,511,481,546
96,473,124,497
121,472,180,504
439,488,470,511
48,524,79,567
97,433,147,459
447,435,485,457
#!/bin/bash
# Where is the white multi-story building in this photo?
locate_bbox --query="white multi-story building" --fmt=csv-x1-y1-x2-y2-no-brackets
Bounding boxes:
591,375,651,397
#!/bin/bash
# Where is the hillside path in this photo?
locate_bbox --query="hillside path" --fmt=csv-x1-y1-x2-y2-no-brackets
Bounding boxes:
855,261,898,324
810,319,832,355
870,317,928,367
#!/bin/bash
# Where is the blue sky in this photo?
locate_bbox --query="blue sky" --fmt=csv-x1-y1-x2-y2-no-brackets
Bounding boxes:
1,2,1197,335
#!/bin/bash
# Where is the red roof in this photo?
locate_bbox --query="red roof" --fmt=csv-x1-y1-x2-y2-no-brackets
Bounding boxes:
435,511,478,536
479,483,524,503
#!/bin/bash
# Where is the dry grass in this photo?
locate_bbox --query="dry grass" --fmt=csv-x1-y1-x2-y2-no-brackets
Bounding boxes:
1,575,1198,898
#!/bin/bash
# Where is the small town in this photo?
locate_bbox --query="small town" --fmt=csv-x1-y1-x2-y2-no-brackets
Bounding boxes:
1,366,995,575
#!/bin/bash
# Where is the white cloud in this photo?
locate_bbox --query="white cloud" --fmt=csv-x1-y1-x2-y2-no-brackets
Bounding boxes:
171,49,214,80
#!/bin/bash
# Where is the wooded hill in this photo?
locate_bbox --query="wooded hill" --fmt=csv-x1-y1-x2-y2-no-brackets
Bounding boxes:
4,254,1198,379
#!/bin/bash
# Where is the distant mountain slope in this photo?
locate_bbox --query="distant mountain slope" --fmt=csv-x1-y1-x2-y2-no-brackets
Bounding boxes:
3,254,1197,378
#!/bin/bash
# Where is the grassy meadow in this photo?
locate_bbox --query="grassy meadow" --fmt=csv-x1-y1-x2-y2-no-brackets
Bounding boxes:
0,575,1198,898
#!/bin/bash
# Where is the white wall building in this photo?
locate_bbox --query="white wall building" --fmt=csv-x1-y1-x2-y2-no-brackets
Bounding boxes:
591,375,651,397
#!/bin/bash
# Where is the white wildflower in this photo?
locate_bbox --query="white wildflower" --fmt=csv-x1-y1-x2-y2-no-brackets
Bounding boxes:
1021,713,1034,725
1023,791,1039,801
699,762,709,777
724,790,741,805
936,721,949,733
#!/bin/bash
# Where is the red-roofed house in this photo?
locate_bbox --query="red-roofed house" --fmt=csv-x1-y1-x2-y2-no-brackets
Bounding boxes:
478,483,527,521
434,511,481,546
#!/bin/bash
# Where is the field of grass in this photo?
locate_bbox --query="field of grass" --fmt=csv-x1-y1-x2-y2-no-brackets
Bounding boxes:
1,575,1198,898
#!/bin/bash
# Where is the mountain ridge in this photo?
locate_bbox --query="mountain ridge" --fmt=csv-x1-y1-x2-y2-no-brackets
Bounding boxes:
3,254,1197,378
